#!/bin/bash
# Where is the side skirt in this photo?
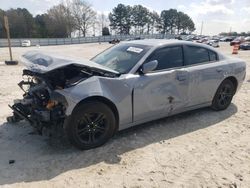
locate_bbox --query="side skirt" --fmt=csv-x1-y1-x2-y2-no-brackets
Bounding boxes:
118,102,211,131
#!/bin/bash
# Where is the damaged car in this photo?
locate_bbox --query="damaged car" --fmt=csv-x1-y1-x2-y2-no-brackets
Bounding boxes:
8,40,246,150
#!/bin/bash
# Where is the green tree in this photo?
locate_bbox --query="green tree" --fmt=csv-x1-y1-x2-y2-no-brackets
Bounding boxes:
45,4,75,37
160,9,178,34
69,0,96,37
159,9,195,35
146,11,160,34
34,14,49,37
176,11,195,34
109,4,132,34
102,27,110,35
21,8,35,37
0,9,5,38
131,5,149,34
3,8,35,38
240,32,247,36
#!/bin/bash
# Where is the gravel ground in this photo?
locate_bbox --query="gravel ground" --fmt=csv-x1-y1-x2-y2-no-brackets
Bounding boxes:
0,42,249,188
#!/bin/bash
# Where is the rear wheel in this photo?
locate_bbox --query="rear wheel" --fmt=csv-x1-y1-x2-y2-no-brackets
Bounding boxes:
65,101,116,150
211,79,236,111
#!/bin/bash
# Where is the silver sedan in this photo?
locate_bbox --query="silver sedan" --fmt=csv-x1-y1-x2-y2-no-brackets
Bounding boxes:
8,40,246,149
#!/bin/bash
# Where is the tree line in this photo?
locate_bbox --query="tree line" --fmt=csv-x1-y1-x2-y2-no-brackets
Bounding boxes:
0,0,99,38
219,31,250,37
109,4,195,35
0,1,195,38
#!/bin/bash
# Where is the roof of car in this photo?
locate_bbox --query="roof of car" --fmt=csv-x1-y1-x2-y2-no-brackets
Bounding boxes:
123,39,178,46
123,39,216,50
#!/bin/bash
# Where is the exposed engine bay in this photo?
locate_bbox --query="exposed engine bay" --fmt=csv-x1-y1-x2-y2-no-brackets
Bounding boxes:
7,63,119,134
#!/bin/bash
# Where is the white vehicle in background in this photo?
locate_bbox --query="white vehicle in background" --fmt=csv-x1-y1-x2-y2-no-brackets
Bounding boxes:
21,40,31,47
206,39,220,48
245,36,250,42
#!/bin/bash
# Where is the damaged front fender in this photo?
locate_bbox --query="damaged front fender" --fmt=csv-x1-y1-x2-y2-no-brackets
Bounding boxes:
56,76,133,127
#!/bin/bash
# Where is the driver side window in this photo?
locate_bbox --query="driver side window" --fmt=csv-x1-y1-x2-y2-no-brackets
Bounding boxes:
147,46,184,71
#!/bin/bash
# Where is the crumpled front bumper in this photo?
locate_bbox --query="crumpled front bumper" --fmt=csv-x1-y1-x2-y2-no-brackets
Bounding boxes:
8,91,68,134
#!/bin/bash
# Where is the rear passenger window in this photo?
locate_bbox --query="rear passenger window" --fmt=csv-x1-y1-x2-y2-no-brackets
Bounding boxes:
185,46,209,65
209,50,218,61
147,46,183,71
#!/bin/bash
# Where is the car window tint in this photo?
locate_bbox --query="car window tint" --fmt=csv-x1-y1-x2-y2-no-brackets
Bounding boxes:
209,50,217,61
185,46,209,65
148,46,183,70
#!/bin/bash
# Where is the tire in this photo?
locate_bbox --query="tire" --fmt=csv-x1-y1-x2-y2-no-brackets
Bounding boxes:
211,79,236,111
65,101,116,150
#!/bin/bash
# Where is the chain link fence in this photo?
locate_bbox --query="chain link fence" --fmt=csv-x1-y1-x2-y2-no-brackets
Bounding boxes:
0,34,175,47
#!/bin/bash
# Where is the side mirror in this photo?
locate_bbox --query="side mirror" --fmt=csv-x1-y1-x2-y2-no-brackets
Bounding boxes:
141,60,158,74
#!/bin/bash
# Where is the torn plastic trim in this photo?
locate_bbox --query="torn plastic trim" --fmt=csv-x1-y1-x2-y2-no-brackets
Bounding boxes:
50,91,68,108
22,69,54,90
8,104,33,124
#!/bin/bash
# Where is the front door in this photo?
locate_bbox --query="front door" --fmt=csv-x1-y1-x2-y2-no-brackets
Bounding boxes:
133,45,189,122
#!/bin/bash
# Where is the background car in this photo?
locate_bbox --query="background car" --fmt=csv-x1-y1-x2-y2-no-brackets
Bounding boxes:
174,35,183,40
109,38,120,44
21,40,31,47
230,37,245,46
220,36,235,42
245,36,250,42
196,38,208,43
183,35,200,42
206,39,220,48
8,40,246,150
125,37,143,41
239,42,250,50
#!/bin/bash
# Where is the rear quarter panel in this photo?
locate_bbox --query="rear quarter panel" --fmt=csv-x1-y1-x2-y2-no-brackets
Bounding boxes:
227,58,246,92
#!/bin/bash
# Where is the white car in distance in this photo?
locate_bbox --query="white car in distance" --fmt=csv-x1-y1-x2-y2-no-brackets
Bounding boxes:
21,40,31,47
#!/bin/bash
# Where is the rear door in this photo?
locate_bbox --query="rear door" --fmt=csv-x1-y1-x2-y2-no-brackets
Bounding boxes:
183,45,225,106
133,45,189,122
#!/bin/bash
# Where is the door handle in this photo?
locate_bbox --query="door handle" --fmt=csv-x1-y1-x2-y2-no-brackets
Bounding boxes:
176,74,187,81
216,68,223,73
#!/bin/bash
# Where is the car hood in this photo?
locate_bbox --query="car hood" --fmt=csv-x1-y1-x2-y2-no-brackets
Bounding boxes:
20,51,119,75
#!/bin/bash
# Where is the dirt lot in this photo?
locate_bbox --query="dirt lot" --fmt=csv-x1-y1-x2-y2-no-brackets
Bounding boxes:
0,42,249,188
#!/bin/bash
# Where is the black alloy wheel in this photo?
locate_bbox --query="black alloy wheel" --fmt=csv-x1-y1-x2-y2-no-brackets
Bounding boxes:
76,112,107,144
65,101,116,150
211,79,235,111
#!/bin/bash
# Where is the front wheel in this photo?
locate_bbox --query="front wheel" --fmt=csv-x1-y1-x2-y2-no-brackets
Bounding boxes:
65,101,117,150
211,79,236,111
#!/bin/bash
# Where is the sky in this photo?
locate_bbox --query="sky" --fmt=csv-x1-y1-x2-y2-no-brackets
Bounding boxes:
0,0,250,35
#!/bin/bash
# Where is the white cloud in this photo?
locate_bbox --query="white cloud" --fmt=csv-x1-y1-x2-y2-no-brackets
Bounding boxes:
177,0,245,35
95,10,110,16
190,1,234,15
177,5,186,11
242,6,250,12
27,0,61,5
206,0,235,5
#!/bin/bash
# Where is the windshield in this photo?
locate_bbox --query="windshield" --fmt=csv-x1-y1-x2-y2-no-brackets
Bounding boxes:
91,43,151,74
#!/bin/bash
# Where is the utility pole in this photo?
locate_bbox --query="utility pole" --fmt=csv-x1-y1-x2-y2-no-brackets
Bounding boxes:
3,15,17,65
4,15,13,61
200,21,204,36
